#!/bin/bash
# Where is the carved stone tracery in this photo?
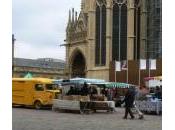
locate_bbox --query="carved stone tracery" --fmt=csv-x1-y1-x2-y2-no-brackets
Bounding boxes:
96,0,106,7
113,0,127,6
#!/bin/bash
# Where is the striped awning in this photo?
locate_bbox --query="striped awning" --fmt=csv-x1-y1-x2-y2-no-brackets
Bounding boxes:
144,76,162,81
70,78,106,84
53,78,133,89
93,82,131,88
104,82,130,88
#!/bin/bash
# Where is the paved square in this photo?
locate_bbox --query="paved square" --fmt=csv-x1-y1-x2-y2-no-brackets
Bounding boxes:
13,108,161,130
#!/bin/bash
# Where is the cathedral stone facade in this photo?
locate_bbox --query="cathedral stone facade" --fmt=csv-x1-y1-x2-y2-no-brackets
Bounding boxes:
64,0,162,81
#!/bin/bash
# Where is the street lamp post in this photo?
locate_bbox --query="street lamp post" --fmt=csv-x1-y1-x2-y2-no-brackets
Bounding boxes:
12,34,16,77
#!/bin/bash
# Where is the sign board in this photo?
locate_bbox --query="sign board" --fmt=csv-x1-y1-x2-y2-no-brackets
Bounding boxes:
149,59,156,70
145,79,162,88
115,61,121,71
140,59,146,70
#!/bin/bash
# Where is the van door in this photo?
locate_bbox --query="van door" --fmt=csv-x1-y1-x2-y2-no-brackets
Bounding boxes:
33,84,52,106
33,84,46,105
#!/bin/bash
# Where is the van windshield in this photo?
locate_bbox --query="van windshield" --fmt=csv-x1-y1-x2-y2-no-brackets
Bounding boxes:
46,84,58,90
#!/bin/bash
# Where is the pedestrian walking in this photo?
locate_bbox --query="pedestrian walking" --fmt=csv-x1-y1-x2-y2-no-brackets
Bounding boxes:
121,88,135,119
134,87,144,119
133,101,144,119
107,89,113,101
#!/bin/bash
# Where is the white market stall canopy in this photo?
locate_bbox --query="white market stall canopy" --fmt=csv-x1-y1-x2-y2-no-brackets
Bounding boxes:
144,76,162,87
69,78,106,84
53,78,136,89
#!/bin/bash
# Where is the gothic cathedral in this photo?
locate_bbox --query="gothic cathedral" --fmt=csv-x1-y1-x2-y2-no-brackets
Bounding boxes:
64,0,162,81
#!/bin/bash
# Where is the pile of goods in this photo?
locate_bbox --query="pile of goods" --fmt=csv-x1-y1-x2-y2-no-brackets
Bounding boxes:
62,95,90,101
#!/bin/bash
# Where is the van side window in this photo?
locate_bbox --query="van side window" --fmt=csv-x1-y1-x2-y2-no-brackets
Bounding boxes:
46,84,58,90
35,84,44,91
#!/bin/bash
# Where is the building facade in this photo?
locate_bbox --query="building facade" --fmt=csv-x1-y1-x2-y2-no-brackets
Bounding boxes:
65,0,162,81
13,58,66,79
146,0,162,59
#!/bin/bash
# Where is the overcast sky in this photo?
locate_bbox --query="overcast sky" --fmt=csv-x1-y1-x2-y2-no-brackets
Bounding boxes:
13,0,81,61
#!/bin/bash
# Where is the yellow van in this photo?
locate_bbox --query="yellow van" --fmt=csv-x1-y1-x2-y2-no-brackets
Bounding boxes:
12,78,60,109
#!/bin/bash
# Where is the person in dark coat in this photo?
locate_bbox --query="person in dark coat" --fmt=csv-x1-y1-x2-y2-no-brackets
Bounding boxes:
155,86,162,99
92,86,97,95
121,88,135,119
67,86,75,95
81,82,89,96
101,86,107,97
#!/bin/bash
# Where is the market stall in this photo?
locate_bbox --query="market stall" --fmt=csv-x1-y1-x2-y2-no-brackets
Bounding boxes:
92,82,135,107
135,76,162,115
52,96,115,114
135,100,162,115
52,80,116,114
144,76,162,88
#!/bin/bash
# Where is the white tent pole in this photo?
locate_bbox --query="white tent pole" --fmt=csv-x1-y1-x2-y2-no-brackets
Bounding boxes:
149,59,151,77
127,60,128,83
139,64,140,86
115,66,116,82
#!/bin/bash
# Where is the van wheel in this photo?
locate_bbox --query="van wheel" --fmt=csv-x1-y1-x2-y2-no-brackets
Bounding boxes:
34,101,42,110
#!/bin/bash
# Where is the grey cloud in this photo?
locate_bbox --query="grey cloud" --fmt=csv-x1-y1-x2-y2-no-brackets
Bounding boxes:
13,0,81,60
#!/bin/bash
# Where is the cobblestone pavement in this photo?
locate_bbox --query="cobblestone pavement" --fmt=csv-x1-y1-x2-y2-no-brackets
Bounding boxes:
13,107,161,130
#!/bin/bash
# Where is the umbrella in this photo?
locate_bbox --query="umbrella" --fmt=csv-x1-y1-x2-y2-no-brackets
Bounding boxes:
24,72,33,78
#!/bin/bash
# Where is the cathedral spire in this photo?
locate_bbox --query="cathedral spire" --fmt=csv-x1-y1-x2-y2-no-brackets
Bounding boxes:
72,8,75,23
75,11,78,23
69,9,71,22
67,9,72,31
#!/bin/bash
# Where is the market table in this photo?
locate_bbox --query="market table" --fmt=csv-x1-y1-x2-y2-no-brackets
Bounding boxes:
52,99,80,111
135,100,162,115
52,99,115,113
80,101,115,112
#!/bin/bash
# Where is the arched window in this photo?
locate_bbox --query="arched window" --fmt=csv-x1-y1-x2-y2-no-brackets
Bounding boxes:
112,4,119,61
112,1,127,61
101,5,106,65
95,5,100,65
120,4,127,61
95,3,106,66
134,0,141,60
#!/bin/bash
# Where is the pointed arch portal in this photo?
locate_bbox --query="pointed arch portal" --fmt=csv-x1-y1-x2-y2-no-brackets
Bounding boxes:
71,50,86,78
